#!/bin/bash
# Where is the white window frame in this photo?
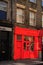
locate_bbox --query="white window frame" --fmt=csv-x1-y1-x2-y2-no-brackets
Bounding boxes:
16,8,25,23
30,0,36,3
29,11,36,26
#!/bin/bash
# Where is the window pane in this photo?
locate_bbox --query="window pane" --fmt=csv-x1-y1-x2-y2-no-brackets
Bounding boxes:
42,0,43,6
16,8,25,23
29,36,34,51
29,12,36,26
42,15,43,27
24,36,29,41
30,0,36,3
17,35,22,40
24,42,26,50
29,36,34,42
0,1,7,11
0,1,7,20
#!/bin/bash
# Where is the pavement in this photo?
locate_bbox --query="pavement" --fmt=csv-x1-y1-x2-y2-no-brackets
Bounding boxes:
0,59,43,65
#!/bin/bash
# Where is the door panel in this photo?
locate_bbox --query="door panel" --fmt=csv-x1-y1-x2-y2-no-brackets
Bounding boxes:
16,41,22,59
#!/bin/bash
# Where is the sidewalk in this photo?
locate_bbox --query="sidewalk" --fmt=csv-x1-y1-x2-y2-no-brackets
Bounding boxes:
0,59,43,65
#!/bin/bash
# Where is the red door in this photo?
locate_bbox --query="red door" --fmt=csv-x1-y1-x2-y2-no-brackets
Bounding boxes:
23,36,34,59
14,35,22,60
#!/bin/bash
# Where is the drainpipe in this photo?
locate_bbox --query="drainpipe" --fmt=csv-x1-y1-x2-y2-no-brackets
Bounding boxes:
11,0,14,60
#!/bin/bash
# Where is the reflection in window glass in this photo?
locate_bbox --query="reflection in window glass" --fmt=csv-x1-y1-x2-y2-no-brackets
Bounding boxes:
0,1,7,11
42,0,43,6
17,35,22,40
0,1,7,20
29,37,34,51
29,36,34,42
24,36,29,41
16,8,25,23
30,42,34,51
30,0,36,3
29,11,36,26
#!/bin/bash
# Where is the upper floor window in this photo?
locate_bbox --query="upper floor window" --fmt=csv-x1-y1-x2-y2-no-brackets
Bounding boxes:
29,11,36,26
42,15,43,27
30,0,36,3
42,37,43,44
16,8,25,23
42,0,43,6
0,1,7,20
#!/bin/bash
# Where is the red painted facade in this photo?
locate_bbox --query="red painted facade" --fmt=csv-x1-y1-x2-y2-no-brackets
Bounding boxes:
13,26,43,60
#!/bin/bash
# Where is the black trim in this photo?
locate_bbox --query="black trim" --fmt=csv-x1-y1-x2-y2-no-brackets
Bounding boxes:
0,21,12,27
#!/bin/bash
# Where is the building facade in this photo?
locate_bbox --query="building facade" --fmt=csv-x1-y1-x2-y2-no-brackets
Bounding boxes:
0,0,43,61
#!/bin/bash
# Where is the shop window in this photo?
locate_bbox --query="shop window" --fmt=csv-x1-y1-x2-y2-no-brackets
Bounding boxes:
29,11,36,26
42,0,43,6
24,36,29,41
24,36,34,51
16,8,25,23
24,42,26,50
29,36,34,42
30,0,36,3
29,36,34,51
30,42,34,51
27,36,34,51
0,1,7,20
17,35,22,41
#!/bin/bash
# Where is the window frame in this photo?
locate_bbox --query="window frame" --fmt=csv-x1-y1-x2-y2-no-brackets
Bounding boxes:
16,7,25,24
29,11,36,26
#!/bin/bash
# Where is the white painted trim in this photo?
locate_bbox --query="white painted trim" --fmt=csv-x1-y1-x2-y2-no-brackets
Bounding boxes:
16,3,25,9
29,8,37,12
0,26,12,31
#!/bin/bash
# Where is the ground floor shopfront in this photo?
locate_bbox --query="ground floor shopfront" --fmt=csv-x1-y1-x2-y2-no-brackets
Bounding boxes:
0,26,43,61
13,26,43,60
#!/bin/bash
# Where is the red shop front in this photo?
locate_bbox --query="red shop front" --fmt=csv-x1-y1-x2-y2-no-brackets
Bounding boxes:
13,26,42,60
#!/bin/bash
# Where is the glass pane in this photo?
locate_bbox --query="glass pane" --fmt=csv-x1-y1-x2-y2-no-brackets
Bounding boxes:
24,36,29,41
0,1,7,11
42,0,43,6
29,12,36,26
17,35,22,40
24,42,26,50
30,42,34,51
42,15,43,27
30,0,36,3
16,8,25,23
